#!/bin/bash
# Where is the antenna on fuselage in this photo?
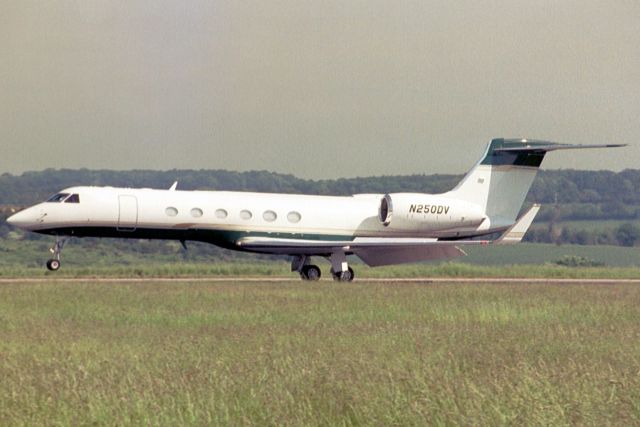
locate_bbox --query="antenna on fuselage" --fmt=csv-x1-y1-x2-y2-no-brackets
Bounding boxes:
169,181,178,191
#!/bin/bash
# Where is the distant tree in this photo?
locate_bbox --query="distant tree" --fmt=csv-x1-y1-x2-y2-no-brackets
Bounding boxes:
555,255,604,267
574,230,593,246
615,223,640,247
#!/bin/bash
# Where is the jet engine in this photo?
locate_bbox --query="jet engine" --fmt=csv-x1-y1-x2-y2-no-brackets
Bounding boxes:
378,193,486,232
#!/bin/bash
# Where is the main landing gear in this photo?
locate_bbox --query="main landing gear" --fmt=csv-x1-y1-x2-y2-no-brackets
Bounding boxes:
330,266,355,282
46,236,70,271
291,253,355,282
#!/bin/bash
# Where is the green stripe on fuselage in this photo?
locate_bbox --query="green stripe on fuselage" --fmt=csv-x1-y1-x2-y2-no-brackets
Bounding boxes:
36,226,354,251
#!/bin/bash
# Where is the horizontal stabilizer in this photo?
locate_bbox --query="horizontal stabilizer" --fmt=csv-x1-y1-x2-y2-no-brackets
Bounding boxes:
496,204,540,244
494,139,626,153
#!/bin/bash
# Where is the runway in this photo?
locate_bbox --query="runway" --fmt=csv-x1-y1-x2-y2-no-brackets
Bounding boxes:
1,277,640,284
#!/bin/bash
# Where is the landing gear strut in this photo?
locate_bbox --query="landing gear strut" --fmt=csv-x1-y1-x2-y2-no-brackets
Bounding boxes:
46,236,70,271
329,251,355,282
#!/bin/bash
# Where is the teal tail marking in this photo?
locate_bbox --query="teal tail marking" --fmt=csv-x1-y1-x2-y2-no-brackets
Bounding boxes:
480,138,546,167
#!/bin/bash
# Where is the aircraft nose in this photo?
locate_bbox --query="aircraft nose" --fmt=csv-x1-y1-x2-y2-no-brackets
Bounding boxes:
6,208,41,230
6,211,20,225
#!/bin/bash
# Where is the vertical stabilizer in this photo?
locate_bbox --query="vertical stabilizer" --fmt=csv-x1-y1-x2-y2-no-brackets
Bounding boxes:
444,138,624,226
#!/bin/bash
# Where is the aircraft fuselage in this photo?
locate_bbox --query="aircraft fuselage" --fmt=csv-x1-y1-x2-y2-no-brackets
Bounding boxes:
8,186,492,249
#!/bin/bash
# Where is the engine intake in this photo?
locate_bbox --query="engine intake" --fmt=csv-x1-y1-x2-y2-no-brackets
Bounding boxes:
378,194,393,226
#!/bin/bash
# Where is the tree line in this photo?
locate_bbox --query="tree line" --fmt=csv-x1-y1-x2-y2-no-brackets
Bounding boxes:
2,168,640,208
525,222,640,247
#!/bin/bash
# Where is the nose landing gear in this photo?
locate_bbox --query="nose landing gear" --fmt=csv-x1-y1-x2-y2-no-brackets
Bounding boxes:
46,236,69,271
46,259,61,271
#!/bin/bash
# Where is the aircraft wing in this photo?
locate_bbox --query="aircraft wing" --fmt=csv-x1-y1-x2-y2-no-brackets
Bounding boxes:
236,204,541,266
236,236,489,266
351,241,471,266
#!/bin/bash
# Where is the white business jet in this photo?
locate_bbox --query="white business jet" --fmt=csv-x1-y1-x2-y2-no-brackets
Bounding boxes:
7,138,623,280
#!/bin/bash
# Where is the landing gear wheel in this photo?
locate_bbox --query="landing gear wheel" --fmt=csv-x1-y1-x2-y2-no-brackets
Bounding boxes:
300,265,321,281
45,236,70,271
331,267,354,282
46,259,61,271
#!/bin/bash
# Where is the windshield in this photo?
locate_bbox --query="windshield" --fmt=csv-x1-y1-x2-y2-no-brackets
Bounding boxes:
46,193,70,203
65,194,80,203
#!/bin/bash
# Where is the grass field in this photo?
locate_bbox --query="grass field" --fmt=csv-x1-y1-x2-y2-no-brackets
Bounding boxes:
463,243,640,267
2,280,640,425
2,239,640,279
531,219,631,231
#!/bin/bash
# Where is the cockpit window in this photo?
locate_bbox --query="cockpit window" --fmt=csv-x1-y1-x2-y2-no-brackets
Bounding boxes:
65,194,80,203
46,193,70,203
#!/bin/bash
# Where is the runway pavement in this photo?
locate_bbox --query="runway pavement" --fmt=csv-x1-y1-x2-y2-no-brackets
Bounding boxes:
1,277,640,284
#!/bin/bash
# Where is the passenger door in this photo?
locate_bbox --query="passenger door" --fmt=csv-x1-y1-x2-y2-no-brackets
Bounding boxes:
117,195,138,231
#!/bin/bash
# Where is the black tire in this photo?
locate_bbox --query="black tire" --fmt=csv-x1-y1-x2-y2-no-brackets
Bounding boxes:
301,265,321,281
341,267,355,282
330,267,354,282
46,259,61,271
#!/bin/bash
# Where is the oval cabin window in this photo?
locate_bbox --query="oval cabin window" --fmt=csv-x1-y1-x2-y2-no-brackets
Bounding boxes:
165,207,178,217
215,209,228,219
190,208,203,218
239,210,252,220
287,211,301,223
263,210,277,222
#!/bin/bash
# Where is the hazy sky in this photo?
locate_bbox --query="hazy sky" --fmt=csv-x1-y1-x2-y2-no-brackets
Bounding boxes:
2,0,639,178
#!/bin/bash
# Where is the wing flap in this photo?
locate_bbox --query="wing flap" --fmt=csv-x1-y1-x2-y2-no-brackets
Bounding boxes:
353,245,466,267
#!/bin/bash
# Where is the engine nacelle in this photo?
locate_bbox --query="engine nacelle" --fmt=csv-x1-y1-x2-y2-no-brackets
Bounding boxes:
378,193,486,232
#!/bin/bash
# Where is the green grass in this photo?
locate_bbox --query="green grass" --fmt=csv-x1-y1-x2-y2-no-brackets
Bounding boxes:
531,219,639,232
1,280,640,425
463,243,640,267
2,239,640,278
4,262,640,279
